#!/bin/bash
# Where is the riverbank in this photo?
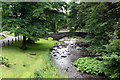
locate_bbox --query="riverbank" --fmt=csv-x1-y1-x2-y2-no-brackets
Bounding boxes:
1,39,65,78
50,37,105,78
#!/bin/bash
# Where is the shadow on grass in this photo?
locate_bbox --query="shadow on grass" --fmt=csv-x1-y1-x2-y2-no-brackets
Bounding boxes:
2,39,64,78
3,39,58,53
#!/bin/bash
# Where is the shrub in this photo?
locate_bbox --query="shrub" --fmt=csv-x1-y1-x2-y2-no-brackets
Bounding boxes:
100,39,120,79
73,57,103,75
74,39,120,79
101,55,120,79
104,39,120,56
0,56,10,67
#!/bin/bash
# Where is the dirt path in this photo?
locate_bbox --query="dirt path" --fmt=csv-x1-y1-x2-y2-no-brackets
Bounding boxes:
0,31,22,48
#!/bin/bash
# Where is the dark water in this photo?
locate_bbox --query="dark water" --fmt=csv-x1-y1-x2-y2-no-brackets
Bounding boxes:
50,37,105,78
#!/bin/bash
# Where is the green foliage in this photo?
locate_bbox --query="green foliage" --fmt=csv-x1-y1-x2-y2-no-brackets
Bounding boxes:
0,35,6,39
68,2,120,79
68,2,119,54
68,3,79,27
83,33,120,79
85,3,117,47
101,55,120,79
0,56,10,67
2,39,64,78
2,2,67,48
5,32,15,36
68,28,75,37
1,2,120,79
48,37,53,41
104,39,120,56
73,57,102,75
2,2,49,43
39,2,66,33
34,69,43,78
74,55,120,79
100,38,120,79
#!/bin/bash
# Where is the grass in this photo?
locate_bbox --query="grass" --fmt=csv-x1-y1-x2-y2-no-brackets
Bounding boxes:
0,35,6,39
48,37,53,41
2,39,65,78
5,32,15,36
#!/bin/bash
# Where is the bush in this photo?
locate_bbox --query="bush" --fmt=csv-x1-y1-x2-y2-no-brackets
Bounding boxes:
73,57,103,75
0,56,10,67
86,45,106,55
101,55,120,79
100,39,120,79
104,39,120,56
74,39,120,79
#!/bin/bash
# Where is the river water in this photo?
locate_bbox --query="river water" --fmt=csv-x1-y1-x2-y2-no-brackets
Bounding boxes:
50,37,105,78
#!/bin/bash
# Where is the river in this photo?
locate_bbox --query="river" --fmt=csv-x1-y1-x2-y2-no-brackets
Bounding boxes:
50,37,105,78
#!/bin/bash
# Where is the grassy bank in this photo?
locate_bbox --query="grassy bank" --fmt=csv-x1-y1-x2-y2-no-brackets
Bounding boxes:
5,32,15,36
2,39,64,78
0,35,6,39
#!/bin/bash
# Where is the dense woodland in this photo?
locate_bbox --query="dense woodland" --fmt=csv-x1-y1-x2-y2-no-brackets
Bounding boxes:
1,2,120,79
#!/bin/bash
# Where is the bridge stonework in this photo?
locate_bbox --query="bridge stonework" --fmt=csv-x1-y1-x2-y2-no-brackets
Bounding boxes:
46,32,87,40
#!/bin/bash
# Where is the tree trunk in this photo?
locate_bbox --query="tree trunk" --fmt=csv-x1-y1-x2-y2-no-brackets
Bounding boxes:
22,36,27,50
52,23,56,33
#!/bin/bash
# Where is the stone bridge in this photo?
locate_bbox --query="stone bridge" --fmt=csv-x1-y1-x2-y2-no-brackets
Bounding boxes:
0,31,87,47
45,32,87,40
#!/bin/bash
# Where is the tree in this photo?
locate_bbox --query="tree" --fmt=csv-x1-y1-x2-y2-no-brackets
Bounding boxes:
2,2,48,49
68,2,119,53
69,2,120,79
33,2,67,34
68,2,80,30
84,2,119,54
